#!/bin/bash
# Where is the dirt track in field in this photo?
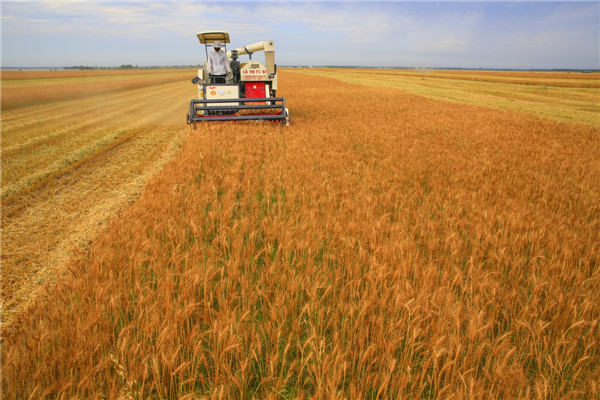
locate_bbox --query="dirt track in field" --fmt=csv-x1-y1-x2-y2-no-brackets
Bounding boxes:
1,74,194,324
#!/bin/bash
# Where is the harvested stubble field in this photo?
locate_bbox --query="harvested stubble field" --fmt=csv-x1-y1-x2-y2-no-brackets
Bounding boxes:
1,68,599,398
294,68,600,128
2,69,194,323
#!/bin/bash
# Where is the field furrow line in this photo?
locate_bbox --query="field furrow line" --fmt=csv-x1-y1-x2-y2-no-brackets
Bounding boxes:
1,84,190,191
1,85,186,159
1,81,189,144
1,93,189,322
0,72,191,111
2,75,193,317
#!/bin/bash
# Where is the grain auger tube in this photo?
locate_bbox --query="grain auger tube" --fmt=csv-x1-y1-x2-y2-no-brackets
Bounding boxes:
187,31,291,127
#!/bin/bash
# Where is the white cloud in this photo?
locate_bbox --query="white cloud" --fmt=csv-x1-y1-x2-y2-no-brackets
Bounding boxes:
3,2,218,38
2,2,400,40
2,1,598,68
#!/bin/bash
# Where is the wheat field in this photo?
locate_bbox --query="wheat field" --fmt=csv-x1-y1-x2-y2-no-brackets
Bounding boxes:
1,69,599,398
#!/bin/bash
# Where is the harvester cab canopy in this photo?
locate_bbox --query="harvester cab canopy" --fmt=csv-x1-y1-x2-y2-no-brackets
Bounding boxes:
197,31,230,45
197,31,230,58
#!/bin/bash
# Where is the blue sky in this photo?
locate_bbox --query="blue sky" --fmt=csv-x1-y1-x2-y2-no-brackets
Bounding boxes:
1,1,599,69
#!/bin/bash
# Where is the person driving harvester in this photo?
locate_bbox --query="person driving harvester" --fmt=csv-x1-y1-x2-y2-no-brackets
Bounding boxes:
207,40,230,84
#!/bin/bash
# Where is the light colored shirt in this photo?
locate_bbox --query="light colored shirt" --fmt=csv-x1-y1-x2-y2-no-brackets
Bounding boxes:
207,48,231,75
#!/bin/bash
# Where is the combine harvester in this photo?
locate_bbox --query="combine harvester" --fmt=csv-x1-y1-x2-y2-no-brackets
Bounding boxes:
187,31,291,127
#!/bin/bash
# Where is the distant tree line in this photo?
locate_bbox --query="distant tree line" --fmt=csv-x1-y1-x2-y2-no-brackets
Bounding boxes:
64,65,200,70
64,66,97,70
